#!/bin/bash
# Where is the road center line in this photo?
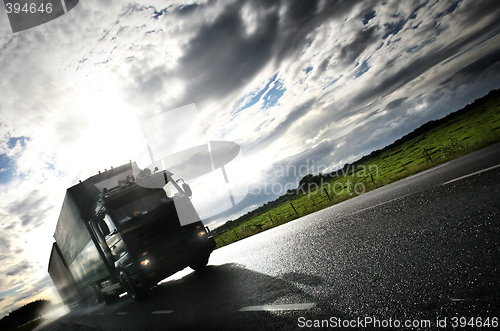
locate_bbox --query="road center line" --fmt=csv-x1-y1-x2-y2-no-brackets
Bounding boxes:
442,164,500,185
151,310,174,314
239,303,315,311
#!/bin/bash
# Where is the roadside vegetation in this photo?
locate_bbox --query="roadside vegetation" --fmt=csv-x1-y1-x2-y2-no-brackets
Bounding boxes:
0,299,51,331
212,89,500,248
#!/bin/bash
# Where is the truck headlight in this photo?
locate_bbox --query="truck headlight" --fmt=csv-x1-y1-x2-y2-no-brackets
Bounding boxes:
198,231,206,237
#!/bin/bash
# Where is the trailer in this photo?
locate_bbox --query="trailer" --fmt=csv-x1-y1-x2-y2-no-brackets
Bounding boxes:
48,162,215,305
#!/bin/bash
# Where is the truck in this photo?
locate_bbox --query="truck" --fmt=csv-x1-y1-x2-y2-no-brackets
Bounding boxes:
48,162,216,306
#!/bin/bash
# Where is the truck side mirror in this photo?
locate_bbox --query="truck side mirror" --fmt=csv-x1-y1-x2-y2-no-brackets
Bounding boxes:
98,219,110,237
182,183,192,198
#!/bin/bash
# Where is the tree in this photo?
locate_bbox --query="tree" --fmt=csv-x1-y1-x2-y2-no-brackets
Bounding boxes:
0,299,51,331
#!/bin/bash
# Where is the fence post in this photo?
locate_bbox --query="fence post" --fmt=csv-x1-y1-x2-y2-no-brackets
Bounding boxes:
369,170,376,185
423,148,433,163
290,202,298,215
323,187,332,201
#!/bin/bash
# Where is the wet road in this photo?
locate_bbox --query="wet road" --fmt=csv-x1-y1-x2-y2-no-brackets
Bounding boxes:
40,143,500,330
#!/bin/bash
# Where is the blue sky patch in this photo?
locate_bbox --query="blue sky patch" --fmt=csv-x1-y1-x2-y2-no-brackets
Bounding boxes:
232,73,286,115
383,19,406,39
323,75,343,90
0,136,28,185
0,154,15,184
262,80,286,109
362,11,376,25
355,60,371,78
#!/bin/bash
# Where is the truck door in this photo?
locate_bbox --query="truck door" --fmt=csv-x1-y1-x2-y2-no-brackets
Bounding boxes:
93,210,126,266
100,214,126,263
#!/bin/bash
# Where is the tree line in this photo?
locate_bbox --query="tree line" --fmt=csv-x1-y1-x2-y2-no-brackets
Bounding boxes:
0,299,51,331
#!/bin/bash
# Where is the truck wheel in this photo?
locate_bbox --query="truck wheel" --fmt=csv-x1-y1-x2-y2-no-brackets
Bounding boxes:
119,271,146,301
189,256,209,271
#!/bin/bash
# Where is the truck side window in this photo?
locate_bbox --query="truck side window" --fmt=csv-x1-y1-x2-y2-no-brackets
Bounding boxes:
103,214,117,239
98,219,110,237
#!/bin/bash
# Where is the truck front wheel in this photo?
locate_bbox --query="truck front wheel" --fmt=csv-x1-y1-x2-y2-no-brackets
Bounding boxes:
119,271,146,301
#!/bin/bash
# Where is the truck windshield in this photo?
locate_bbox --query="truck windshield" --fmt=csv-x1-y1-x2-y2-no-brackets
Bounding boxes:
106,189,170,225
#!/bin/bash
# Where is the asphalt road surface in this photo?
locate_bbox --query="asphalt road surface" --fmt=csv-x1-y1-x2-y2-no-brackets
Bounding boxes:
39,143,500,330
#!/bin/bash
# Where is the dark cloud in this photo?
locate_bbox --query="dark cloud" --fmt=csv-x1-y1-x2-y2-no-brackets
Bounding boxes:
175,3,200,15
3,0,500,318
0,233,11,252
7,191,50,228
457,0,500,29
339,26,378,65
174,1,280,107
288,0,320,21
5,261,34,277
441,47,500,86
275,0,364,66
386,98,408,110
354,17,500,106
383,19,407,39
435,1,460,20
362,10,376,25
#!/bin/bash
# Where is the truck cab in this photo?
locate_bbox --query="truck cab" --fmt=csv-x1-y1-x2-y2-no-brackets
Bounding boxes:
49,163,216,305
91,170,215,301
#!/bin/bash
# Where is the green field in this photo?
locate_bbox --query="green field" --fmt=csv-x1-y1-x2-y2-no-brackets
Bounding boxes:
213,90,500,248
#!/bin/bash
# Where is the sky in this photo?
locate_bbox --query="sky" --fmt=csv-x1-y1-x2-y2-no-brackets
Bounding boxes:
1,0,500,318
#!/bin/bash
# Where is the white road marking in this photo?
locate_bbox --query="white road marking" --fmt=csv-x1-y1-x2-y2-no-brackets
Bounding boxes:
442,164,500,185
239,303,315,311
60,0,68,13
151,310,174,314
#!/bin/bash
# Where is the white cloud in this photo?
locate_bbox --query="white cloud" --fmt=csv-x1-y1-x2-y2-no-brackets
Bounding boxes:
1,0,500,318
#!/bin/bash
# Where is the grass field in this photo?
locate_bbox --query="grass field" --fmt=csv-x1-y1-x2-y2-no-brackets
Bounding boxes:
213,91,500,248
14,318,45,331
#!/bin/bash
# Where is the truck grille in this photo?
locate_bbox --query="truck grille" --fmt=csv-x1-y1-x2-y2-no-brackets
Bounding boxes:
121,203,199,262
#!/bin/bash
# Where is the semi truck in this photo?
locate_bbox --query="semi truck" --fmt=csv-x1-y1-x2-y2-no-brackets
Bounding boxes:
48,162,216,306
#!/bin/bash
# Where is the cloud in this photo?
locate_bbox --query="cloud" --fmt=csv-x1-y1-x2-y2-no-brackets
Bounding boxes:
5,261,34,277
7,191,51,228
386,98,408,110
1,0,500,318
441,47,500,87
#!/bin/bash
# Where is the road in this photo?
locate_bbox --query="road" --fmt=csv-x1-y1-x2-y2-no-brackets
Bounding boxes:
39,143,500,330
